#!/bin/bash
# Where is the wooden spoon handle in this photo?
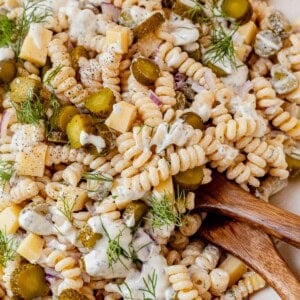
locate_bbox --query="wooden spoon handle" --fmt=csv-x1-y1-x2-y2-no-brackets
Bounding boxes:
196,172,300,248
199,215,300,300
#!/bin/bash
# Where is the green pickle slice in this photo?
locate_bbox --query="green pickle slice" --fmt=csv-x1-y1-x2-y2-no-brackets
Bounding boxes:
221,0,253,24
10,77,41,103
123,200,149,227
59,289,89,300
70,46,89,71
133,12,165,39
132,57,160,86
66,114,94,149
173,0,203,22
181,112,204,130
174,166,204,190
53,105,79,132
286,154,300,170
78,224,102,249
95,123,116,154
84,88,115,118
0,60,17,83
11,264,49,299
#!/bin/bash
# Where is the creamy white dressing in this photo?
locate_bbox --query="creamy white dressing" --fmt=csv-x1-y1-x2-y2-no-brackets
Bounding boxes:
19,209,55,235
112,185,146,201
0,47,14,61
80,130,106,153
191,97,213,122
130,6,150,24
169,13,199,46
84,216,133,278
114,255,170,300
29,23,45,49
217,144,239,162
222,64,249,88
150,120,194,153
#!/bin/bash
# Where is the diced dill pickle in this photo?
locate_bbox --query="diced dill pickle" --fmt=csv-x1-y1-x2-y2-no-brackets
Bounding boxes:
59,289,89,300
0,60,17,83
206,61,229,77
56,105,79,132
188,48,201,62
10,77,41,103
95,123,116,154
181,112,204,129
173,0,202,22
133,12,165,39
175,91,186,110
270,65,298,95
84,88,115,118
119,9,137,28
132,57,160,86
174,166,204,190
11,264,49,299
221,0,253,24
78,225,102,249
47,131,68,143
219,254,247,287
123,201,148,227
286,154,300,170
254,30,282,58
70,46,88,71
162,0,175,8
66,114,94,149
267,10,291,38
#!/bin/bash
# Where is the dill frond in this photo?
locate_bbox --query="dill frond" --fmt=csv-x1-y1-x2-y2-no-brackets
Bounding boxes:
82,171,113,182
139,270,158,300
0,160,14,188
118,282,134,300
0,15,14,47
57,194,75,222
43,65,64,88
46,93,61,135
13,93,45,125
148,193,183,229
0,229,18,267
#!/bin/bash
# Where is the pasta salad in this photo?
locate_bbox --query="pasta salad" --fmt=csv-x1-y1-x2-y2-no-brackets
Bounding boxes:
0,0,299,299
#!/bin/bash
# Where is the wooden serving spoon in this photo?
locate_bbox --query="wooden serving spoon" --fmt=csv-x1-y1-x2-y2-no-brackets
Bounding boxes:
195,172,300,248
198,215,300,300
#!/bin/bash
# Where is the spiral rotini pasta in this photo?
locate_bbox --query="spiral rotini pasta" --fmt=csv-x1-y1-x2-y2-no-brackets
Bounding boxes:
62,162,85,186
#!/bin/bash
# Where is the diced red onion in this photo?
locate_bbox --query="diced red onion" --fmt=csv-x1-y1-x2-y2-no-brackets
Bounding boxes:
149,91,162,106
204,69,216,92
0,109,12,139
45,267,62,281
174,72,187,82
101,3,121,23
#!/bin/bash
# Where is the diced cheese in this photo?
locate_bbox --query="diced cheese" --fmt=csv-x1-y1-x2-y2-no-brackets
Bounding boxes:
153,177,174,199
19,23,53,67
234,44,251,62
57,186,88,212
0,205,22,234
106,27,131,54
15,144,48,177
286,71,300,104
237,21,258,45
17,233,44,263
105,101,137,133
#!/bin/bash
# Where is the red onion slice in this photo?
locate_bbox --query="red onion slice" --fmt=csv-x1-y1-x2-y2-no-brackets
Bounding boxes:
149,91,162,106
101,3,121,23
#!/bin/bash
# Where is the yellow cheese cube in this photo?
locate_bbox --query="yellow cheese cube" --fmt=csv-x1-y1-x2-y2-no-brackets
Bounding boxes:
17,233,44,263
16,144,47,177
235,44,251,62
58,186,88,212
106,27,130,54
237,21,258,45
153,177,174,199
0,205,21,234
19,23,53,67
286,72,300,104
105,101,137,133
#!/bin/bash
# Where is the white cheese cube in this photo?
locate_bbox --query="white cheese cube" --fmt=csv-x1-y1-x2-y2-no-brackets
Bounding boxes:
105,101,137,133
57,186,88,212
237,21,258,45
19,23,53,67
153,177,174,199
16,144,47,177
17,233,44,263
0,205,22,234
106,27,131,54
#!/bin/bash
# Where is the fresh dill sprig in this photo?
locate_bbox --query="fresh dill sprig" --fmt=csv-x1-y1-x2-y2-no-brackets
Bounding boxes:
43,65,64,88
13,93,45,125
0,15,14,47
57,194,75,222
46,93,61,135
204,25,238,68
0,229,18,267
13,0,52,56
101,222,129,269
148,193,183,229
82,171,113,182
118,282,134,300
182,0,204,22
139,270,158,300
0,160,14,188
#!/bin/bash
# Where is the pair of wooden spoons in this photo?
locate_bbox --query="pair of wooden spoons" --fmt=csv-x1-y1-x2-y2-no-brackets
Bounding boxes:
195,172,300,300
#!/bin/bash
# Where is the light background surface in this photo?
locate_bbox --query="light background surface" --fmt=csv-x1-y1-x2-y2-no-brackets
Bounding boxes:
250,1,300,298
